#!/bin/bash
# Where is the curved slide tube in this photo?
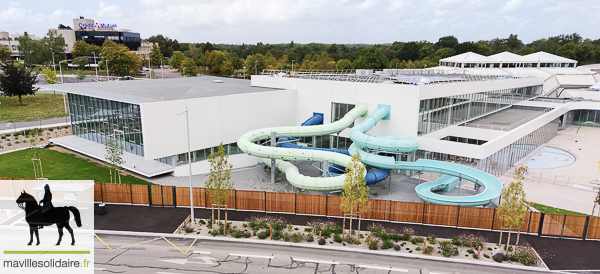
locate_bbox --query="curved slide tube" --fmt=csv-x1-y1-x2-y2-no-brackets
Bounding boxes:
279,113,390,185
237,105,369,191
348,106,502,206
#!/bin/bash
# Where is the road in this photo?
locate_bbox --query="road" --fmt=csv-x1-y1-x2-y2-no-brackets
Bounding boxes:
94,234,546,274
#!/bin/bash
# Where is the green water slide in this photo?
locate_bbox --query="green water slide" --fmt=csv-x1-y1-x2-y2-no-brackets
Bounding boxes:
236,105,368,191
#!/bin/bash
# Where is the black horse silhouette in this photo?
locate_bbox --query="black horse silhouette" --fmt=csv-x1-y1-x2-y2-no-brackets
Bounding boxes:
16,191,81,246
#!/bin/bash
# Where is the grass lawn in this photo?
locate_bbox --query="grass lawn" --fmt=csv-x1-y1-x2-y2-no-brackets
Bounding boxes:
0,147,153,185
0,94,68,122
531,203,590,216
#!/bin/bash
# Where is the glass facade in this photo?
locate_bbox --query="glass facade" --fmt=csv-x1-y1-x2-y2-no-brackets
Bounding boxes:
68,93,144,156
571,109,600,127
440,136,487,145
330,136,353,150
332,102,355,126
162,142,245,166
418,85,542,135
480,120,558,177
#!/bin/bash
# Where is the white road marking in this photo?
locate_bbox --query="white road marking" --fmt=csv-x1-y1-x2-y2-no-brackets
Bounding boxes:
159,259,188,265
159,257,218,265
94,268,106,271
192,250,211,254
228,253,274,259
156,272,184,274
358,264,409,272
292,257,339,265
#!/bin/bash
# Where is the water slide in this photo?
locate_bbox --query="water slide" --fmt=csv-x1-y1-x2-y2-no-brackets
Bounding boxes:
278,113,390,185
238,104,502,205
348,106,502,206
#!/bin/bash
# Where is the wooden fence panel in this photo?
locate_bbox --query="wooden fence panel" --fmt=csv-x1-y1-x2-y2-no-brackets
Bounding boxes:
361,199,390,221
175,187,191,207
562,215,587,238
194,187,205,208
102,183,131,203
265,192,295,213
493,210,531,232
390,201,424,223
458,207,494,229
94,183,102,202
131,185,149,205
586,217,600,240
236,190,265,211
205,189,236,209
296,194,326,215
150,185,162,206
423,204,459,226
162,186,174,206
528,212,542,233
326,196,343,217
541,213,565,236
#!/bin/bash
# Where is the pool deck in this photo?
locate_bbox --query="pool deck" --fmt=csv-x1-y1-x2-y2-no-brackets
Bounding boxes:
499,125,600,215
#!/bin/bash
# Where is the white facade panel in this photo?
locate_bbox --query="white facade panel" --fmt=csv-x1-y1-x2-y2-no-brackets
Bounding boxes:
419,77,544,100
173,154,262,177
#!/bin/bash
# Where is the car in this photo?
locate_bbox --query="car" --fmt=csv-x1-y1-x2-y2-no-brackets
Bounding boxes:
123,76,134,80
142,67,150,71
135,71,146,76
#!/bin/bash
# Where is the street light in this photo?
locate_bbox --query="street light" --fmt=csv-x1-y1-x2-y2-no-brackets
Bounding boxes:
105,59,109,81
51,52,56,73
183,67,186,77
409,62,411,69
92,52,98,82
176,106,194,229
161,59,163,79
292,60,295,72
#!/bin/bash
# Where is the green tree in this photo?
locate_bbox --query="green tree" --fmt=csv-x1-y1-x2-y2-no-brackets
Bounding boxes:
0,61,39,104
73,56,89,68
205,142,234,230
220,59,234,76
149,44,163,67
43,30,66,62
71,40,90,57
316,52,334,70
498,166,528,253
16,33,38,66
340,153,370,238
180,57,198,76
336,59,352,70
104,137,125,184
0,46,11,60
436,35,459,49
245,53,267,75
76,70,86,82
355,47,388,69
170,51,185,69
41,67,59,84
209,50,228,74
99,40,142,76
556,42,579,60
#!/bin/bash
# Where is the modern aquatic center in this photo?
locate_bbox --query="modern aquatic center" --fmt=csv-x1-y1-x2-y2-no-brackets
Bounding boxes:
48,51,600,206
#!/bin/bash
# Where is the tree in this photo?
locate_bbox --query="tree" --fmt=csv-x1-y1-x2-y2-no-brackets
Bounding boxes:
104,137,125,184
170,51,185,69
436,35,459,49
340,153,370,238
0,46,11,60
180,57,198,76
73,56,89,68
43,30,66,61
557,42,579,60
0,61,38,104
76,70,86,82
149,44,163,67
245,54,267,75
336,59,352,69
592,187,600,217
220,59,234,76
99,40,142,76
355,47,388,69
398,41,420,61
205,142,234,232
498,166,528,254
16,33,38,66
28,137,43,179
41,67,59,84
71,40,90,57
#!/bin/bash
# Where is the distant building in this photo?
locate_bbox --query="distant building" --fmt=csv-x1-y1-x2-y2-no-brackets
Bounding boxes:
0,32,36,59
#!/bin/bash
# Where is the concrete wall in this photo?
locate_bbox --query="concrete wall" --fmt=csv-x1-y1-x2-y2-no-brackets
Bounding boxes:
140,89,297,161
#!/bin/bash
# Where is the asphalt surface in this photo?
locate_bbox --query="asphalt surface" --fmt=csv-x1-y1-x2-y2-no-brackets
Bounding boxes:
95,204,600,271
94,233,545,274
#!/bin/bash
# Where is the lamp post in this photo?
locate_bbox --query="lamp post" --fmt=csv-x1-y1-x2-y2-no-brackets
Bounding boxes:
409,62,411,69
255,60,258,75
92,52,98,82
292,60,295,72
105,59,109,81
176,106,194,228
51,52,56,73
148,59,151,79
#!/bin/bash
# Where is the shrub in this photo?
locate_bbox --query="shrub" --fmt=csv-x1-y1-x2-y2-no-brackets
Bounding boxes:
321,229,331,238
185,227,194,233
287,224,294,231
355,240,361,245
306,235,314,242
456,234,485,248
242,223,247,227
488,247,493,251
200,220,206,225
414,236,425,243
369,224,384,237
209,229,219,237
291,232,303,243
515,245,539,266
439,241,459,257
492,253,505,263
272,230,282,240
415,247,421,251
401,230,412,241
0,136,5,139
504,244,513,252
380,233,390,241
333,235,343,243
382,240,394,250
7,142,11,146
231,229,246,238
390,233,401,242
48,128,54,132
369,240,379,250
272,222,283,231
318,238,326,245
484,254,490,259
509,255,518,262
424,246,434,255
411,238,417,245
393,244,401,251
427,236,436,245
206,221,213,229
304,227,312,233
359,234,364,238
451,237,461,246
252,226,259,231
472,254,478,259
343,235,355,244
467,249,475,254
282,232,292,242
332,226,343,235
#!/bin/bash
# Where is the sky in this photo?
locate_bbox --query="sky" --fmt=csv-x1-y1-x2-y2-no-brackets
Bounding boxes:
1,0,599,45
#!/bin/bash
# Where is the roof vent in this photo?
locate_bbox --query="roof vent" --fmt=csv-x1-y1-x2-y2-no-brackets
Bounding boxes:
212,80,223,83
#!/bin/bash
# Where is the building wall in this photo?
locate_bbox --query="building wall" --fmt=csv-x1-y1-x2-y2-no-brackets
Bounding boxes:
140,89,297,161
173,153,261,176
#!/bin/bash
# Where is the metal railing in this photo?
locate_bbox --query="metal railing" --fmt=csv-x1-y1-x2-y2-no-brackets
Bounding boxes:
461,108,553,131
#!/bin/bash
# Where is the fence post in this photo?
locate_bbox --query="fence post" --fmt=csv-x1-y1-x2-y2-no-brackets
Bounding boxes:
456,206,461,227
526,211,532,234
294,193,297,215
161,186,164,206
491,208,496,231
582,216,590,240
130,184,133,204
422,203,427,224
560,214,567,238
148,185,152,206
234,189,237,210
172,186,177,207
264,191,267,213
100,183,104,204
538,213,545,236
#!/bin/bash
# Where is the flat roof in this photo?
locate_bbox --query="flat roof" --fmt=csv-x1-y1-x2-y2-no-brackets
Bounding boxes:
42,76,279,104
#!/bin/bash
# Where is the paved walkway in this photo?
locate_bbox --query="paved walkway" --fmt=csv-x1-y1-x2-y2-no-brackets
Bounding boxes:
95,204,600,271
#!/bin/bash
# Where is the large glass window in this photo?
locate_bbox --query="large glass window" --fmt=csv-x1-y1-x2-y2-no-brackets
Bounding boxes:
68,93,144,157
331,102,355,125
418,85,542,135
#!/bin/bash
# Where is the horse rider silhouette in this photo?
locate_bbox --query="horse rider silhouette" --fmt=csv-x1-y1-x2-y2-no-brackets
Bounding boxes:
38,184,54,229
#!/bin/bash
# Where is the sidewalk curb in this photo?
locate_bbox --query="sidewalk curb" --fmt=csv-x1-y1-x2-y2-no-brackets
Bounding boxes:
94,229,552,273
